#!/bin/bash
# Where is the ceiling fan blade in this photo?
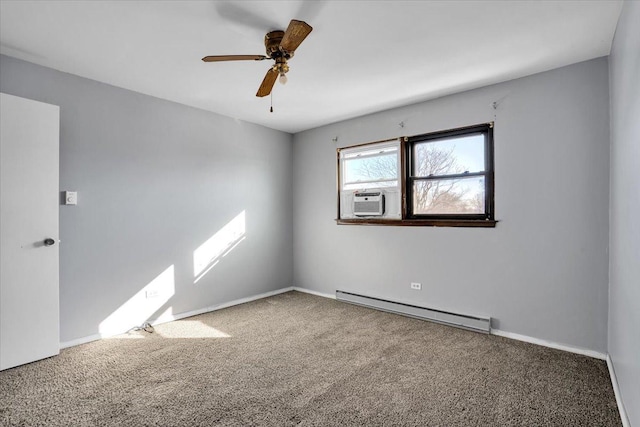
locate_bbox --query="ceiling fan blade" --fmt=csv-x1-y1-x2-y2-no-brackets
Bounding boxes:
279,19,313,53
256,68,278,97
202,55,267,62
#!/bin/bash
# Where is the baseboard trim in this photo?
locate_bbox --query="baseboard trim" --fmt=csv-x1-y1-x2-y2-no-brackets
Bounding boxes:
292,286,336,300
607,355,631,427
163,286,295,323
60,286,295,349
60,333,102,349
491,329,607,360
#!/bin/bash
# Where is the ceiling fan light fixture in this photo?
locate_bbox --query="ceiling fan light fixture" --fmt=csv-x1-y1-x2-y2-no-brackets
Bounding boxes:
274,60,289,85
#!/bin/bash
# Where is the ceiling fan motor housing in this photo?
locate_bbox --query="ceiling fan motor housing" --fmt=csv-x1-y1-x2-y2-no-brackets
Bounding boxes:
265,31,293,60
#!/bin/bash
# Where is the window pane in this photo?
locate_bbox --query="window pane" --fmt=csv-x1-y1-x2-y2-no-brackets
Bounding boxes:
412,176,485,215
413,134,484,177
344,152,398,185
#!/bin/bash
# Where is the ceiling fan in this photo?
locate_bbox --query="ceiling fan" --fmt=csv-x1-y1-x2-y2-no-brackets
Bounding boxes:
202,19,313,98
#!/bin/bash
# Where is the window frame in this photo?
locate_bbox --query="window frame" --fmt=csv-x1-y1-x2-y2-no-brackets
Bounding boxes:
339,140,401,192
336,138,403,220
336,123,496,228
406,123,495,222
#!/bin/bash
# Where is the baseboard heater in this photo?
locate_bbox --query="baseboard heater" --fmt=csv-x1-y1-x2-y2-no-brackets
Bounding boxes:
336,290,491,334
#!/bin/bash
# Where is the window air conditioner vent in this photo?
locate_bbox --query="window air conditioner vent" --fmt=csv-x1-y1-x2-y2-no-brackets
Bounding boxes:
353,191,384,216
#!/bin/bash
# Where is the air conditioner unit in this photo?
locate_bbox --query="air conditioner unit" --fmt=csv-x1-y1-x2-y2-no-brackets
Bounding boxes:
353,191,385,216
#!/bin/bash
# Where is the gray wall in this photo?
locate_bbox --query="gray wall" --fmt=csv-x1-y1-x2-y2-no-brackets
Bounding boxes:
608,1,640,424
0,55,293,343
293,58,610,353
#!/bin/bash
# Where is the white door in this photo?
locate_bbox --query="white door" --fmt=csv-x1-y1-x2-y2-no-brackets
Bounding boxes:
0,93,60,371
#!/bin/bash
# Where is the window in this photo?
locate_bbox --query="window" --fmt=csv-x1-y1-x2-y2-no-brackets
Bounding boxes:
337,123,495,227
340,141,400,191
407,124,494,220
338,140,402,219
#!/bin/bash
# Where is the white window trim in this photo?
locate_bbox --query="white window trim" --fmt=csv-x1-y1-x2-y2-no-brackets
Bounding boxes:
339,139,401,192
338,139,402,219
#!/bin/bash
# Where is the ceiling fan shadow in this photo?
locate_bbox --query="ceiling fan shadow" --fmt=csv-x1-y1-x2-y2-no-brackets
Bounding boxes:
214,1,280,34
296,0,328,23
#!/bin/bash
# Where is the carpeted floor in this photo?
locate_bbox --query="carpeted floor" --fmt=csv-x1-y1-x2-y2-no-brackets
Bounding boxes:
0,291,621,426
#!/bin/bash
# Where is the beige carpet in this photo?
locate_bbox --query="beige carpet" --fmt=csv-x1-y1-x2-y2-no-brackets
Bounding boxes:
0,291,621,426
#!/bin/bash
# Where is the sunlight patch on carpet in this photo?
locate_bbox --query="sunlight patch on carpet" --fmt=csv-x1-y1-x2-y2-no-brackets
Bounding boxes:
155,320,231,339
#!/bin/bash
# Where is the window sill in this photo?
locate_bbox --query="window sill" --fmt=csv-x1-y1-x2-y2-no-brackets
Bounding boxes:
335,218,497,227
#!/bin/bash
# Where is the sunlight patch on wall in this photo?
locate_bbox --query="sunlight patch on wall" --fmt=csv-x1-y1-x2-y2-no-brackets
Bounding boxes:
193,210,246,283
99,265,175,337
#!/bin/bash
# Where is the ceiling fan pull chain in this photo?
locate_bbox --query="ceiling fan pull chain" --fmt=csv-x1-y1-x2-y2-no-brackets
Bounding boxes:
270,92,274,113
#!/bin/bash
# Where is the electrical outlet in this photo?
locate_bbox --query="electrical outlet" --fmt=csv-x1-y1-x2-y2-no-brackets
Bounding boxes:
410,282,422,290
145,289,159,299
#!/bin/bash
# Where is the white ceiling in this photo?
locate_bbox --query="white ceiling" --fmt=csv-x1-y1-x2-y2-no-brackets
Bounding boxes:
0,1,623,134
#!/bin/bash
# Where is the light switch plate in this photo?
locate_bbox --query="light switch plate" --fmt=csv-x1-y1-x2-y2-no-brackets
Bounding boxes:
64,191,77,205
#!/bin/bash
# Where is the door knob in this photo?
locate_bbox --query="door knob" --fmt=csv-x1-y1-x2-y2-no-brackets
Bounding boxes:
43,238,56,246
